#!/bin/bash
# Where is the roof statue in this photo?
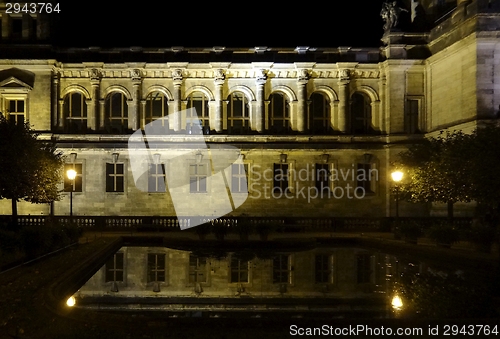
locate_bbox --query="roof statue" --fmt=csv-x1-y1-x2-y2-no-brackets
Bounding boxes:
380,1,408,31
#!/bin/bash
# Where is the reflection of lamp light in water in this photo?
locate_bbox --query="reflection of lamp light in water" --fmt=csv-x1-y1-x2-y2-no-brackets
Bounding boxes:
392,295,403,310
66,296,76,307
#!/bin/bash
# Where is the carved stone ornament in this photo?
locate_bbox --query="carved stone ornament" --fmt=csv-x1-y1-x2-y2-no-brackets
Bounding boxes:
130,69,142,81
214,68,225,81
89,68,101,81
338,69,351,81
297,69,310,81
172,69,183,81
256,69,267,82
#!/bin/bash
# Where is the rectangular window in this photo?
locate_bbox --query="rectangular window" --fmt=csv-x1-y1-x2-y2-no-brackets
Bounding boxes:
147,253,166,283
189,255,208,284
315,254,334,283
405,99,419,134
315,164,330,192
11,18,22,39
105,252,124,282
357,253,372,284
273,254,292,284
231,163,248,193
30,18,37,40
230,257,249,283
64,163,83,192
356,163,373,194
189,163,207,193
148,163,166,193
7,99,25,125
106,163,124,192
273,163,289,194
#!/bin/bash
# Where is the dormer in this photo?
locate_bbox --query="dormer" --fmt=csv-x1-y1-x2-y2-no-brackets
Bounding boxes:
0,68,35,124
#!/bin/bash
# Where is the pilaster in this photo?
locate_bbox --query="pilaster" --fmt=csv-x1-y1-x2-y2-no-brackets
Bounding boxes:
130,69,142,131
296,69,309,133
213,69,225,133
172,69,183,131
337,69,351,133
51,70,59,130
255,69,267,133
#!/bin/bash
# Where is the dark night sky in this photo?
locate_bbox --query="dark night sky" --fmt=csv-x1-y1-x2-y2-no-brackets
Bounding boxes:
53,1,388,49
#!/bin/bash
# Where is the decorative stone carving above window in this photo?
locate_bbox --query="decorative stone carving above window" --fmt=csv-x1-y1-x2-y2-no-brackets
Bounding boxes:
255,69,267,82
89,68,101,81
130,69,142,81
213,69,225,81
171,69,183,81
297,69,310,82
338,69,351,81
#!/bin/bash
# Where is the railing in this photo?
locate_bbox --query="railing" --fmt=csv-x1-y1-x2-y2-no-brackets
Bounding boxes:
0,215,474,233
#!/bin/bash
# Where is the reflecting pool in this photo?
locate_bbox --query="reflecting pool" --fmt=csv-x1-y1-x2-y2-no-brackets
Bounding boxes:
72,239,498,320
68,241,496,318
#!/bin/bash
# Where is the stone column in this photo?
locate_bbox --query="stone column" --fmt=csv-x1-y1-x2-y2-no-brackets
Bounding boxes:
213,69,225,133
89,83,99,130
88,68,101,131
296,69,309,133
99,100,106,130
172,69,183,132
130,69,142,131
255,69,267,133
51,71,59,130
58,99,64,129
140,100,147,129
337,69,351,133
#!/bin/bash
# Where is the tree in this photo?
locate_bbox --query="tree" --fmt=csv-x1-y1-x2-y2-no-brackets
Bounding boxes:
397,130,475,218
0,116,64,228
397,123,500,220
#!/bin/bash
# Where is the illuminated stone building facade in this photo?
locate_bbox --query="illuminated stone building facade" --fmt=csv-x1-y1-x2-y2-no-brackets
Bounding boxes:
1,0,499,218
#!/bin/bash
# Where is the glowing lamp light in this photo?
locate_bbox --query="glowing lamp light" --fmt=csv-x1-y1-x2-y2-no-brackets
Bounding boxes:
391,295,403,310
66,296,76,307
67,169,77,180
391,171,404,183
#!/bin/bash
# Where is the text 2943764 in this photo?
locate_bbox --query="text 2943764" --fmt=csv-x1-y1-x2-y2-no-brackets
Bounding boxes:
5,3,61,14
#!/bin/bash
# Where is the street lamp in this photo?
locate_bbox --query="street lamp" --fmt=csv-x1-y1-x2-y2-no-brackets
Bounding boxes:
67,169,77,217
391,170,404,218
391,295,403,310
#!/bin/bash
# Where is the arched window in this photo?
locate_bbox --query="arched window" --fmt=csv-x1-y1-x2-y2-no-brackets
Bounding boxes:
308,92,331,134
227,92,250,134
105,92,128,134
144,91,169,127
269,92,290,134
350,92,372,134
63,92,87,133
186,92,210,133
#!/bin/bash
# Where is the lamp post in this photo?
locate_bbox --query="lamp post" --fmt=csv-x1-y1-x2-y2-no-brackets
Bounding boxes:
66,169,77,217
391,171,404,218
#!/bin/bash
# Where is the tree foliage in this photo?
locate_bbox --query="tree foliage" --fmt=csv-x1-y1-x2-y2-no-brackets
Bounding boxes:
0,116,64,220
396,124,500,218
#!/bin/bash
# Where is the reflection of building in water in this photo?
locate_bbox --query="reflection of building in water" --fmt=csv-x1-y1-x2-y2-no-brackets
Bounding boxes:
76,246,425,299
